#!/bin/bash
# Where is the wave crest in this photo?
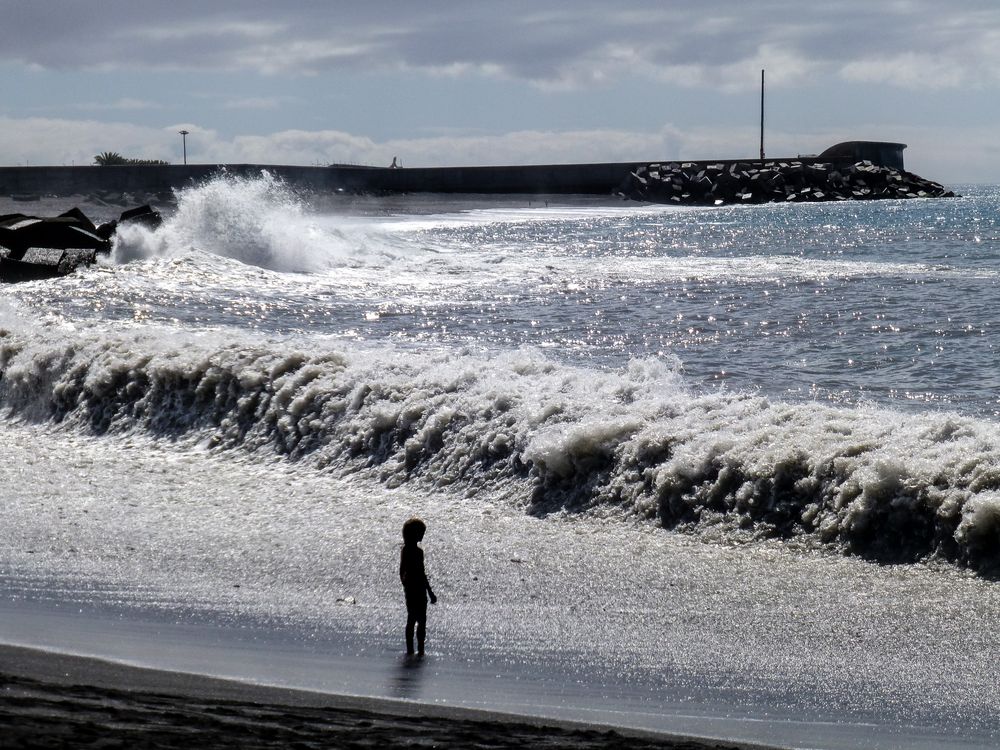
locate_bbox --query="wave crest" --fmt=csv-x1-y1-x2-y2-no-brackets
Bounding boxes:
111,172,389,273
2,322,1000,572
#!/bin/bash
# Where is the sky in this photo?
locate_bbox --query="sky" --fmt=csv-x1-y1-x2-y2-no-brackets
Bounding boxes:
2,1,999,183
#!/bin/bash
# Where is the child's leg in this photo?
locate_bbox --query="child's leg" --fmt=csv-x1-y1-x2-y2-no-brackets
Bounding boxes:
416,615,426,655
405,612,417,654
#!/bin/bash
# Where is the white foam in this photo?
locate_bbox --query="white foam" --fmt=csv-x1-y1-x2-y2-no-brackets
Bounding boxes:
2,314,1000,570
111,172,412,273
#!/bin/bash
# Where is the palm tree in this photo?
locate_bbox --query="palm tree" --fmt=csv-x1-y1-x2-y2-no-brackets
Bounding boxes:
93,151,128,166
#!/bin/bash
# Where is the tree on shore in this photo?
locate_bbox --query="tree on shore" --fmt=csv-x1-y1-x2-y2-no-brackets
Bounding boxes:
93,152,169,166
94,151,127,166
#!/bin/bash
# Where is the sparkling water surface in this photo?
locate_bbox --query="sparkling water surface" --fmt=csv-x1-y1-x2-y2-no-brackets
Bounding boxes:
13,179,1000,413
3,177,1000,748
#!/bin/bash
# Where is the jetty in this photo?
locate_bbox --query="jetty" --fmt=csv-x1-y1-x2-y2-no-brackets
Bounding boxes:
0,141,918,200
616,155,953,205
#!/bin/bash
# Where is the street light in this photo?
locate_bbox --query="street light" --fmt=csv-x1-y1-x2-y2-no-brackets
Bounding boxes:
179,130,189,165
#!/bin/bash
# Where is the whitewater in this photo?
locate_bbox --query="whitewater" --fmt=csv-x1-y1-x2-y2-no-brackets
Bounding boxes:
3,174,1000,748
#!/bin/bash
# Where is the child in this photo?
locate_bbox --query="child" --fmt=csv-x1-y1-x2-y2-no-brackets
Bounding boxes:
399,517,437,655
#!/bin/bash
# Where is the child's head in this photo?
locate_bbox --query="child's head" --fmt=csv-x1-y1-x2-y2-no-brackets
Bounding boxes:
402,517,426,544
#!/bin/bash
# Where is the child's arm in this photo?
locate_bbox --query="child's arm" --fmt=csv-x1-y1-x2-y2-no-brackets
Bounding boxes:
426,576,437,604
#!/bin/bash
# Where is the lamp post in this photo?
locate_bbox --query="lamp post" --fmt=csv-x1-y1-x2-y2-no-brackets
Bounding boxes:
759,70,765,162
179,130,189,165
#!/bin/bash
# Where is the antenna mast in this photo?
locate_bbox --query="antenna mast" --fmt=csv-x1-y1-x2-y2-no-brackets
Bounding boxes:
759,69,765,161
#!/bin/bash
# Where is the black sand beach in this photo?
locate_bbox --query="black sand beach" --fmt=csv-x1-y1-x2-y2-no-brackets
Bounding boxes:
0,645,783,750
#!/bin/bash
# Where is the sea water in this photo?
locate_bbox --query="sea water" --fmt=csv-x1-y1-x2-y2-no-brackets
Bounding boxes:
3,175,1000,748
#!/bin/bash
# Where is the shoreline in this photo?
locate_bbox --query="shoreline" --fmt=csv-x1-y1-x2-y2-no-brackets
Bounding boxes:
0,643,780,750
0,589,818,748
3,584,993,750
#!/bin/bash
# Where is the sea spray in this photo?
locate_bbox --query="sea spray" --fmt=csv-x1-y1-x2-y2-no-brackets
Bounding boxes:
111,172,398,273
2,319,1000,572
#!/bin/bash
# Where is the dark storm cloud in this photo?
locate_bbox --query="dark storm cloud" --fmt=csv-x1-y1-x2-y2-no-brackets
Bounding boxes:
3,1,1000,88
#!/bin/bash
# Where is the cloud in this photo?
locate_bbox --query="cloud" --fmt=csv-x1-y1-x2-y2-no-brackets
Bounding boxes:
0,113,988,182
158,123,778,169
78,98,163,112
0,114,759,169
0,116,176,166
1,3,996,183
3,2,1000,90
221,97,291,110
841,53,966,89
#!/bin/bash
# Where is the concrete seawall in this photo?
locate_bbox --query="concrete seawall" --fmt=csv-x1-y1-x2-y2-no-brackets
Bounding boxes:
0,162,660,197
0,164,335,198
0,141,907,198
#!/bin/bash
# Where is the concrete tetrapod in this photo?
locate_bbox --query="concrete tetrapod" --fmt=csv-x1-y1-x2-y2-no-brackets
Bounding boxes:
0,205,161,282
617,160,956,205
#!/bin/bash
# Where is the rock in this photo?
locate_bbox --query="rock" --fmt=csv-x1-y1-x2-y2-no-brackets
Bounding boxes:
58,207,98,233
0,215,109,253
95,220,118,240
119,204,162,230
1,204,159,283
617,158,956,206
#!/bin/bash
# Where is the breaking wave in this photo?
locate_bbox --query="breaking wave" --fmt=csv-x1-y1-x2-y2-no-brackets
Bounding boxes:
111,172,407,273
2,317,1000,573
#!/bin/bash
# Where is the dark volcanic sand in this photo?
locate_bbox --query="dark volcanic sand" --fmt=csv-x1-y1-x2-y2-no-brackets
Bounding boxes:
0,645,782,750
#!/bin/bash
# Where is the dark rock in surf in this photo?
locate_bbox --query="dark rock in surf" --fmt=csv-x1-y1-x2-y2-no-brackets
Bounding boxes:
617,159,956,206
0,204,162,283
95,204,162,240
119,204,162,230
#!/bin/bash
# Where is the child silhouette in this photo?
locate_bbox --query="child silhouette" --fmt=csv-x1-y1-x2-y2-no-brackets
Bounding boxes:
399,517,437,656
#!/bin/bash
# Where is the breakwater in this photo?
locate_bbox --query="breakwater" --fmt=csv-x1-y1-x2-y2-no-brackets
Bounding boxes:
0,140,922,199
0,162,657,198
617,159,955,205
0,205,160,282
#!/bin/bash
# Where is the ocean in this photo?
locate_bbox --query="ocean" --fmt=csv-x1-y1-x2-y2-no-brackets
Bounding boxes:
3,174,1000,748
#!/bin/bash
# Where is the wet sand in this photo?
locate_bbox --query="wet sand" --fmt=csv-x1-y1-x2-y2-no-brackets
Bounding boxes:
0,644,782,749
